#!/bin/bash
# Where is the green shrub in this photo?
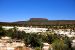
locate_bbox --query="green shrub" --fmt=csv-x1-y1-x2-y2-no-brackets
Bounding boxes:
35,47,41,50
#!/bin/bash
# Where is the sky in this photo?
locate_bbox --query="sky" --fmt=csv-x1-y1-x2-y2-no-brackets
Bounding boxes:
0,0,75,22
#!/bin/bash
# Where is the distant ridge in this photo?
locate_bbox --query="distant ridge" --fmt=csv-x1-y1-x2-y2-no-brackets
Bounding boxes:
12,21,26,24
0,18,75,26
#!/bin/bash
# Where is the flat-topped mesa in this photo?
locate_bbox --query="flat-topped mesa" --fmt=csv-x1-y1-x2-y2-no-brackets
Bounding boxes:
0,18,75,27
29,18,48,22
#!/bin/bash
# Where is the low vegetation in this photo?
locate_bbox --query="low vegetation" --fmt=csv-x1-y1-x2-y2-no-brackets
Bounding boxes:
0,26,75,50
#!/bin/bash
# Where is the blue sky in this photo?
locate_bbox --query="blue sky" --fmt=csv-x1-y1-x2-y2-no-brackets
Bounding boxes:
0,0,75,22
